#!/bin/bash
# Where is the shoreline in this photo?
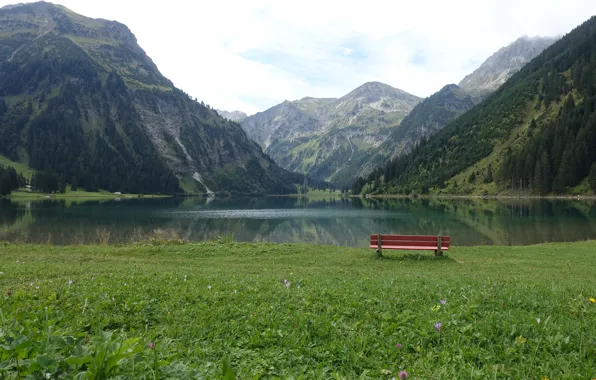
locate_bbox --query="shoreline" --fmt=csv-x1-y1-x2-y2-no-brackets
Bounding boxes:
5,190,172,200
354,193,596,201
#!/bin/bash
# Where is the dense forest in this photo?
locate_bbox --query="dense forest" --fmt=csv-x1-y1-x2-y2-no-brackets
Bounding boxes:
0,165,25,196
355,16,596,196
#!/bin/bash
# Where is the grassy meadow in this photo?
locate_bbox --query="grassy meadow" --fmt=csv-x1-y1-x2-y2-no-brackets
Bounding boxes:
0,241,595,378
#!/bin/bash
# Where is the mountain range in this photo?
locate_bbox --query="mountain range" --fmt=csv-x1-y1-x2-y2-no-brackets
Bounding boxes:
240,82,421,181
235,36,556,185
359,16,596,196
0,2,302,195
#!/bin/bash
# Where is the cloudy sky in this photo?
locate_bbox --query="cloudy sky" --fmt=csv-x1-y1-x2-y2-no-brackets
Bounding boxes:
3,0,596,114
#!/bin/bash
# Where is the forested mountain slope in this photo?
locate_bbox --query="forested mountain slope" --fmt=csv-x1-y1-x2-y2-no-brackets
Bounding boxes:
0,2,297,195
356,16,596,196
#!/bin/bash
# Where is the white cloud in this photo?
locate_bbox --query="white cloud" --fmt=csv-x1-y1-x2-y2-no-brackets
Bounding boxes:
2,0,596,114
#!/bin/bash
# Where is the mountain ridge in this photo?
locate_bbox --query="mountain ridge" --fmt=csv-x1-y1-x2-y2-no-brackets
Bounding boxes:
459,35,558,96
241,82,421,181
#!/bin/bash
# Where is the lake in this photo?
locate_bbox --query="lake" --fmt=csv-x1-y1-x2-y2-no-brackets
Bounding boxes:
2,196,596,246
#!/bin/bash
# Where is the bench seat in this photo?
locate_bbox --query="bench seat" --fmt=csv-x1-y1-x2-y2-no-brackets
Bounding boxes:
370,234,451,257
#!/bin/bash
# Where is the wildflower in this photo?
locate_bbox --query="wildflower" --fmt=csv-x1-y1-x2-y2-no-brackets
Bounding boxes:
283,279,291,289
590,297,595,304
440,299,446,305
67,280,73,285
184,275,187,282
207,285,212,290
45,373,51,379
434,322,442,332
148,341,155,349
536,318,541,324
396,343,402,348
0,272,4,275
234,289,237,294
399,370,408,379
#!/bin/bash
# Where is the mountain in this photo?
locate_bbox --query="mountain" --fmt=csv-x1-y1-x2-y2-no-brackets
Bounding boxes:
0,2,298,195
358,16,596,196
333,36,557,187
459,36,557,97
332,84,476,186
241,82,421,181
217,109,248,122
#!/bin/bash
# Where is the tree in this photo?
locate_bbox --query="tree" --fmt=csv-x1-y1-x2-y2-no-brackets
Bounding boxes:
485,164,493,184
468,171,476,183
589,163,596,192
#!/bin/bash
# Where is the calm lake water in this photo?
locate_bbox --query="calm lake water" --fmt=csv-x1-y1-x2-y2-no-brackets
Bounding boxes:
2,196,596,246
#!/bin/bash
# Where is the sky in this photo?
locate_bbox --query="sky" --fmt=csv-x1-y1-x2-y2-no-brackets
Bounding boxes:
2,0,596,115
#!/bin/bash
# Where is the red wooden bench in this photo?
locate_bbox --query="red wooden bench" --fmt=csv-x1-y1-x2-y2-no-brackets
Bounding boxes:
370,234,451,257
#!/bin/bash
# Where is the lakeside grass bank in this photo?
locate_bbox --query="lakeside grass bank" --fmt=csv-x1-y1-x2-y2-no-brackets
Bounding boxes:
7,190,171,200
0,241,595,378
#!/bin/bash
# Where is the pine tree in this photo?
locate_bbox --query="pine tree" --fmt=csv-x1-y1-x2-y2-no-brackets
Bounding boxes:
485,164,493,184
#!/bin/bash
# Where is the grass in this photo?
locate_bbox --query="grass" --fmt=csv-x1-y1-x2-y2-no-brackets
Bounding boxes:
9,190,169,200
0,154,34,178
0,241,595,378
274,189,342,199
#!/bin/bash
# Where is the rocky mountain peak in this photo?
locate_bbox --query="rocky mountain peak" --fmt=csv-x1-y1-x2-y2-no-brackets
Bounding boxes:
0,2,138,46
216,109,248,122
458,36,557,96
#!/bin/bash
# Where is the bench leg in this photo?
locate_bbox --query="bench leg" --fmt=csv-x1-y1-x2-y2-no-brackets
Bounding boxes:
376,234,383,258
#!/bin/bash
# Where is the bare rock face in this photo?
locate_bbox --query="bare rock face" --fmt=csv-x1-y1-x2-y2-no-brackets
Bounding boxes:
216,110,248,122
459,36,557,97
333,84,477,186
241,82,421,181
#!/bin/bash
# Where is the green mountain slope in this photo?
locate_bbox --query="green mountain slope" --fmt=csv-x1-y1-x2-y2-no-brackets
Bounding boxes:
0,2,298,195
358,16,596,196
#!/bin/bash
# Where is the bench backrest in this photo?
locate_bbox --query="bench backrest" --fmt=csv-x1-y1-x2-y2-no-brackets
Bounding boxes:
370,234,451,249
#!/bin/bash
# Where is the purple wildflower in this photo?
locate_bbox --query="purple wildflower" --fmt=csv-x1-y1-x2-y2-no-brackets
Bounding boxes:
399,370,408,379
434,322,442,332
396,343,402,348
148,341,155,350
440,299,446,305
